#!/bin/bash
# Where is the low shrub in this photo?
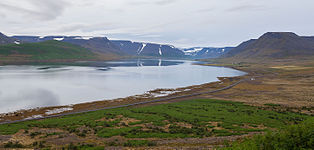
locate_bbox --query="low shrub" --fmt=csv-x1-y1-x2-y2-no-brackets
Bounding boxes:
223,118,314,150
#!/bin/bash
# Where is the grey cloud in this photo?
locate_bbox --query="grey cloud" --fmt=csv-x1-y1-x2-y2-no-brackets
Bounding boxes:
56,22,118,33
226,4,267,12
195,8,215,13
0,12,6,18
128,0,177,6
154,0,177,5
138,34,162,38
57,23,88,32
0,3,39,18
1,0,314,47
0,0,69,21
28,0,69,20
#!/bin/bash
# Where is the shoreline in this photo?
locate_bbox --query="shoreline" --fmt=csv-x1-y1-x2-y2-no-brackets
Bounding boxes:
0,65,250,124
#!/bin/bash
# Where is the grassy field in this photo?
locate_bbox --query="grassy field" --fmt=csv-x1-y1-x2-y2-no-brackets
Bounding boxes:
0,99,310,149
222,118,314,150
0,40,96,61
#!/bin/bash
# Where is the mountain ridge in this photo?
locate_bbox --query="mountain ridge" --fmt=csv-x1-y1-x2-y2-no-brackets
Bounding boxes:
14,36,189,58
223,32,314,59
0,32,20,45
111,40,185,58
13,36,123,56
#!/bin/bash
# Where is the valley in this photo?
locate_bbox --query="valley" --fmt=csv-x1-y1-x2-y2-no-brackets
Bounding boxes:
0,57,313,149
0,32,313,149
1,0,313,149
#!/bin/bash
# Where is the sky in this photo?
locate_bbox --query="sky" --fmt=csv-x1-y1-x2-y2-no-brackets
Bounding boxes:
0,0,314,48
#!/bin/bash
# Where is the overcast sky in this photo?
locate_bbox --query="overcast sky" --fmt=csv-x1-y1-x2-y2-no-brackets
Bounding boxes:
0,0,314,47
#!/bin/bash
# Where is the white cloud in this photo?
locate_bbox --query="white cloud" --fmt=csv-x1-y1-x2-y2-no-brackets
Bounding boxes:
1,0,314,47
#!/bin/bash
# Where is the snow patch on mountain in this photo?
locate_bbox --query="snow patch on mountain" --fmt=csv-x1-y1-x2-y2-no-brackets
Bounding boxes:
137,43,147,54
73,36,93,40
53,37,64,41
159,45,163,56
182,47,204,56
182,47,233,58
205,49,209,54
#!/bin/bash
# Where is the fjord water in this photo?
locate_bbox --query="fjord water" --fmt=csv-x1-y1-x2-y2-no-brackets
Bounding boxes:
0,60,245,113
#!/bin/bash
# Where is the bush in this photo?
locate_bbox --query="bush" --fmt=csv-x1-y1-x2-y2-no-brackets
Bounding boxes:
30,132,42,138
223,118,314,150
4,141,24,148
123,140,156,147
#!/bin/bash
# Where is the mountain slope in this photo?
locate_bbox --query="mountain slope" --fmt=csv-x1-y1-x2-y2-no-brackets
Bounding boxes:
182,47,233,58
224,32,314,59
62,37,122,55
13,36,123,56
111,40,185,57
0,40,97,62
0,32,19,45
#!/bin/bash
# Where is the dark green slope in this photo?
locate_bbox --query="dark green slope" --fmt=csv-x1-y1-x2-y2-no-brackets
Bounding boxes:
0,40,97,61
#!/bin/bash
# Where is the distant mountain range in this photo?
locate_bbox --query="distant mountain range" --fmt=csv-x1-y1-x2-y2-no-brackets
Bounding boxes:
182,47,233,58
223,32,314,59
111,40,186,57
2,31,314,63
13,36,192,58
9,34,233,59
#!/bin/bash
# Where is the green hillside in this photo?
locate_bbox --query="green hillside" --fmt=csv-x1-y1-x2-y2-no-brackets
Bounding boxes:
0,40,97,61
0,99,310,149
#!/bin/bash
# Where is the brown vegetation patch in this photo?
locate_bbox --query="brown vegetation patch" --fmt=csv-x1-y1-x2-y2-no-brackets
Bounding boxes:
234,81,278,91
119,117,141,126
241,124,267,130
96,115,124,122
175,122,193,129
208,122,221,127
10,130,36,145
271,65,312,70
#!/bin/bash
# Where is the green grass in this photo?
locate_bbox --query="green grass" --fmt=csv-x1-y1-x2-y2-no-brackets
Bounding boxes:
65,143,104,150
264,103,281,107
222,118,314,150
0,40,96,60
0,99,310,139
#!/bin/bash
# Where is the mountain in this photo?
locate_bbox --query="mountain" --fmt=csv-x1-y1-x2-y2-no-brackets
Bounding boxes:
14,36,187,58
182,47,233,58
0,40,98,62
223,32,314,59
5,32,232,60
111,40,185,58
13,36,122,56
0,32,20,45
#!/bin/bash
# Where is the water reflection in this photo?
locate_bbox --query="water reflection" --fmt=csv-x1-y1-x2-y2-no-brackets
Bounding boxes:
0,59,246,113
83,59,183,68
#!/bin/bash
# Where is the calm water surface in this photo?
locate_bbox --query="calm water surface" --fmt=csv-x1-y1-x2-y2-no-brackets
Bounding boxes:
0,59,245,113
